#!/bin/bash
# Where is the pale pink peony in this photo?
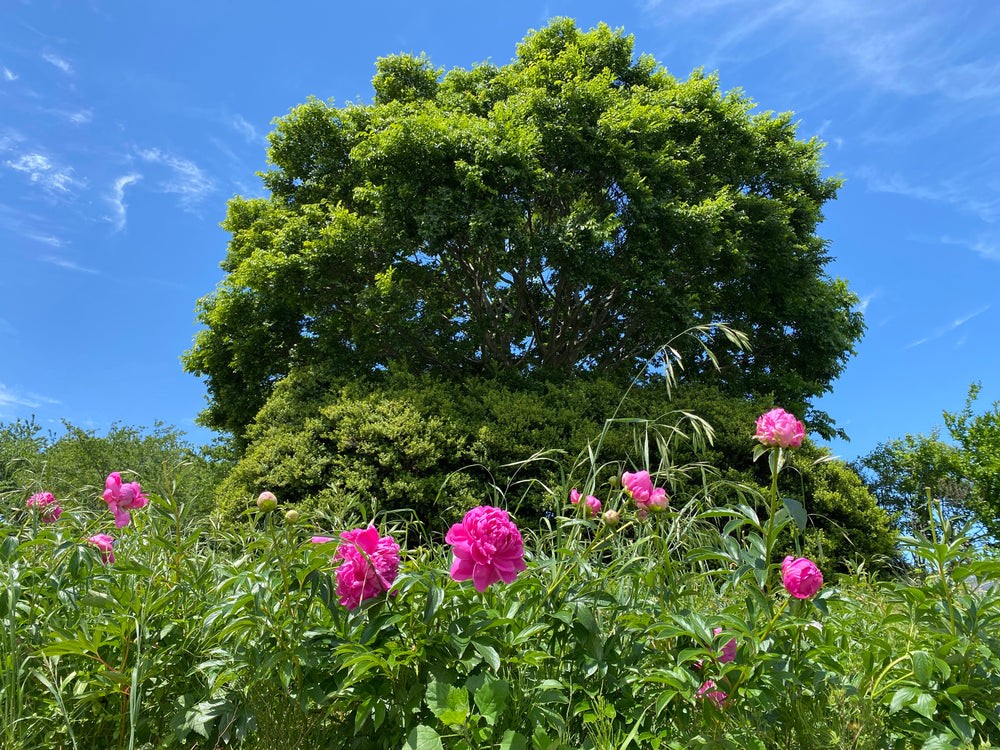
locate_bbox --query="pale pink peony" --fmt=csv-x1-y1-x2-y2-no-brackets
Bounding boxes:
754,408,805,449
602,509,620,527
621,470,668,512
698,679,728,708
333,525,399,610
103,472,149,528
782,556,824,599
87,533,115,564
569,489,601,518
27,491,61,523
446,506,527,592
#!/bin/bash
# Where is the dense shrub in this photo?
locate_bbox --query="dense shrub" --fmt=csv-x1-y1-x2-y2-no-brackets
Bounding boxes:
217,372,897,574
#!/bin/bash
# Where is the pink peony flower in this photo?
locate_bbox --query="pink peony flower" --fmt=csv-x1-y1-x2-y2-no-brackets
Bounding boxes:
310,536,336,544
569,489,601,517
695,628,737,669
333,524,399,610
88,533,115,564
27,491,62,523
782,556,823,599
446,505,527,592
621,470,668,512
103,472,149,529
698,679,728,708
754,408,805,449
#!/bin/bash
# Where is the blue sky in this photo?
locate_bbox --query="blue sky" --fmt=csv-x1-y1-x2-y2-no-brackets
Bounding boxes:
1,0,998,464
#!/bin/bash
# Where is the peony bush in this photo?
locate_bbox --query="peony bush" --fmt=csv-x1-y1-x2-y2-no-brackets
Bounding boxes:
1,409,999,750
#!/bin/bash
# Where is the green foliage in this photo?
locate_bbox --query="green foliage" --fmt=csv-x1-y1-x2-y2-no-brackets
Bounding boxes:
943,383,1000,541
0,420,226,521
2,420,997,749
183,18,864,444
214,369,657,533
854,430,970,536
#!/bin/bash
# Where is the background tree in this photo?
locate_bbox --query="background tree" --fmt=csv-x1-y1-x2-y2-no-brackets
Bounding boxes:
183,18,864,448
853,431,971,538
942,383,1000,541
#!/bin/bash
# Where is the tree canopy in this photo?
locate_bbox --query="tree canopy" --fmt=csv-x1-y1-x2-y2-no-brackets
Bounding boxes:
183,18,864,444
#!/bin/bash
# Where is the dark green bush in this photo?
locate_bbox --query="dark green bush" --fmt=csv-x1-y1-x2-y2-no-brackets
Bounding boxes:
217,371,898,574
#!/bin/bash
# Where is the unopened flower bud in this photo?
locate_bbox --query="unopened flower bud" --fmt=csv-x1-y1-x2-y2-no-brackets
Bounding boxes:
602,509,620,528
256,491,278,513
608,474,620,488
284,509,300,524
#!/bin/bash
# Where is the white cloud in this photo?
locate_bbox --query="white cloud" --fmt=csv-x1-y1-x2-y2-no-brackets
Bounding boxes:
42,52,73,74
40,255,100,274
0,383,60,412
231,113,264,144
904,304,991,349
137,147,214,208
68,109,93,125
4,152,80,193
106,173,142,231
860,168,1000,225
2,67,16,81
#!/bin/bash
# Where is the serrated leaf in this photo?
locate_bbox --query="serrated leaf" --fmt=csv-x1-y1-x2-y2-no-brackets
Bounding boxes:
425,679,469,726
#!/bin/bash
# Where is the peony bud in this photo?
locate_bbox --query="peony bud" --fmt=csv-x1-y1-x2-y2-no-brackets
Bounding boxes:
284,509,300,524
602,509,620,527
257,491,278,513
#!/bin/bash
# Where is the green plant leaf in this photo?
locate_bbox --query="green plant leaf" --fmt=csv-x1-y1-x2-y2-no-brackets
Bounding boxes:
474,674,510,726
500,730,528,750
425,678,469,726
911,650,933,687
403,725,445,750
782,496,807,532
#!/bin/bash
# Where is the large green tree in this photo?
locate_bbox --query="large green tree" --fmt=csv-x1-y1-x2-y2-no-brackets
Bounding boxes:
183,19,864,445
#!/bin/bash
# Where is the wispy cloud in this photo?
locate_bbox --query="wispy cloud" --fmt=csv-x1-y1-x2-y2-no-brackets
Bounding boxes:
42,52,73,74
40,255,100,275
2,67,16,81
643,0,1000,106
860,168,1000,226
0,382,60,412
106,173,141,231
231,113,265,144
5,152,80,193
136,147,214,209
941,234,1000,262
904,304,991,349
0,202,65,246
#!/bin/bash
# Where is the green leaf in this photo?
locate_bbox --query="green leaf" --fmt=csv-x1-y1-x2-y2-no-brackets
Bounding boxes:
423,584,444,625
500,730,528,750
425,678,469,726
913,691,937,719
474,674,510,726
403,725,445,750
890,686,920,713
782,496,808,532
911,650,933,687
472,641,501,671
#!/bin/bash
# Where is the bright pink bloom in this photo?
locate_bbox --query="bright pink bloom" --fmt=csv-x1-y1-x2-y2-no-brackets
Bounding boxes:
695,628,737,669
698,680,728,708
27,491,61,522
103,472,149,528
754,408,805,449
569,489,601,517
782,556,823,598
446,506,527,592
333,525,399,610
621,470,668,512
87,533,115,564
310,536,336,544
